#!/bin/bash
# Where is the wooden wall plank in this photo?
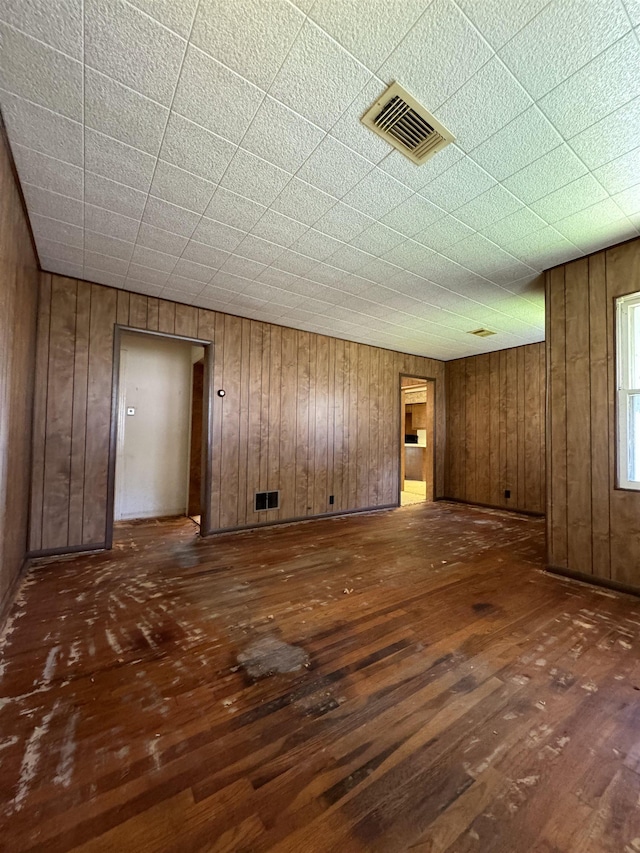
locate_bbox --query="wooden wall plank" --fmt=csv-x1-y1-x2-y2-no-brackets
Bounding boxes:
236,318,251,527
29,274,52,552
68,283,91,544
219,315,242,529
147,297,159,332
158,300,175,335
278,326,297,519
245,321,263,527
116,290,130,326
313,335,329,515
267,324,281,522
548,266,568,567
294,331,310,517
175,304,198,339
129,293,147,329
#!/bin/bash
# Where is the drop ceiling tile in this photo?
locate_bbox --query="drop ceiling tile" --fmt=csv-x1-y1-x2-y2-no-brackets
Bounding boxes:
191,0,304,90
219,255,266,280
40,257,84,278
149,160,216,215
269,19,371,131
163,275,206,297
234,235,285,264
84,250,129,275
437,57,532,152
250,210,308,247
531,173,609,223
499,0,631,99
455,0,550,50
84,204,140,242
220,149,292,206
181,240,230,268
0,24,83,120
624,0,640,23
454,184,523,230
413,215,475,251
442,233,520,276
379,0,492,109
125,280,164,297
324,244,371,273
127,263,170,286
85,0,186,105
85,172,147,220
480,207,548,249
173,45,264,143
349,222,405,255
485,261,540,285
130,243,179,272
357,257,400,284
209,270,251,292
594,147,640,194
191,216,245,252
127,0,199,37
342,168,414,219
242,97,325,172
305,263,348,286
329,78,396,164
172,258,215,283
270,250,318,276
142,196,201,238
418,157,496,212
568,218,638,254
35,238,84,265
196,284,234,305
502,144,588,205
569,95,640,169
30,213,83,247
553,197,629,242
85,230,134,260
0,93,83,166
203,188,265,232
296,135,374,198
22,183,83,226
256,266,302,289
85,129,155,192
308,0,430,70
470,106,562,182
539,33,640,139
136,222,188,256
381,194,446,237
84,267,125,288
84,69,168,156
613,184,640,216
160,113,236,183
289,228,344,261
271,178,336,226
313,203,373,241
0,0,82,58
382,239,432,270
506,226,579,266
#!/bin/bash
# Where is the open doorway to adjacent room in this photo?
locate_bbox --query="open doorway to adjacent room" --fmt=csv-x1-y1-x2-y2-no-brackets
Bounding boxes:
400,375,435,506
111,329,209,536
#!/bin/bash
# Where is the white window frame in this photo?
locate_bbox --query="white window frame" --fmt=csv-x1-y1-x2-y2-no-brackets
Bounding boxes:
616,292,640,491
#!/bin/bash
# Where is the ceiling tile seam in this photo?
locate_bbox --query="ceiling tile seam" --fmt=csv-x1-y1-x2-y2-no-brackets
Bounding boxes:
119,0,211,282
450,0,554,53
0,17,85,65
119,0,190,42
160,4,314,286
0,89,85,146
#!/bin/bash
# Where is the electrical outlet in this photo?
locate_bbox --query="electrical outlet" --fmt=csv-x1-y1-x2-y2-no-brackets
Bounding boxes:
504,489,511,499
329,495,334,505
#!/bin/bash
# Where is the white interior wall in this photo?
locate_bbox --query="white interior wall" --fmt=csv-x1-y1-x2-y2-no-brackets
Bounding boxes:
115,332,194,521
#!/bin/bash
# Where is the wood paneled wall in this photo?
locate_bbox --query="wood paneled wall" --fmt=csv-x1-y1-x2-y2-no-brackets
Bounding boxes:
0,125,39,615
444,343,545,514
547,237,640,589
30,275,445,553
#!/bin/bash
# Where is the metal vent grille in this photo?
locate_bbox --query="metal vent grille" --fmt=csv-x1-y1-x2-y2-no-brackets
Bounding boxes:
361,82,454,165
468,328,496,338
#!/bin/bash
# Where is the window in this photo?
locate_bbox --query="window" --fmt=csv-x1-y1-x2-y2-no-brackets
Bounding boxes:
617,292,640,490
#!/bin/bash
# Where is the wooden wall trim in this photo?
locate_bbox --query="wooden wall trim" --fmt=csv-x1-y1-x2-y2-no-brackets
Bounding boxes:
30,274,447,552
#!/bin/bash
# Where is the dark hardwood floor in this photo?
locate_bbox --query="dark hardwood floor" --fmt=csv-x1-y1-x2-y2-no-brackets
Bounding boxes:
1,502,640,852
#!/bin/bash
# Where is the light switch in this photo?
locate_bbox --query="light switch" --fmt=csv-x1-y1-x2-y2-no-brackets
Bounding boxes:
126,407,135,416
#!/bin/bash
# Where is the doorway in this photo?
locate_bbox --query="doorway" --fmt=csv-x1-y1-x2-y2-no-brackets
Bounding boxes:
400,375,435,506
113,330,205,525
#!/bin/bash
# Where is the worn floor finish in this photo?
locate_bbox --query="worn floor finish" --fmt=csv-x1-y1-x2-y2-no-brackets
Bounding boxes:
1,503,640,852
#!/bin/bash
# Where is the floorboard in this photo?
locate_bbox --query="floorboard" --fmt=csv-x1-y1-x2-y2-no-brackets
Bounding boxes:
1,503,640,852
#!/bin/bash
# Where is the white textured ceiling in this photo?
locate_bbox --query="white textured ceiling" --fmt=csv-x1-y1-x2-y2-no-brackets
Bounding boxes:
1,0,640,359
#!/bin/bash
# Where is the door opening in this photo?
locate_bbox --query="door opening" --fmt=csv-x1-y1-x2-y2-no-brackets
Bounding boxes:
400,375,435,506
114,331,205,525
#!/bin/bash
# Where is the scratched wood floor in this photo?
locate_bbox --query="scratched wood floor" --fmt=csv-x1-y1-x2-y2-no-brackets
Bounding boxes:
2,502,640,852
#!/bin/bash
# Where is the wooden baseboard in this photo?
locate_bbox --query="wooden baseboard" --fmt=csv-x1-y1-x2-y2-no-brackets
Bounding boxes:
546,564,640,599
0,557,30,630
202,504,398,537
27,542,107,560
438,496,545,517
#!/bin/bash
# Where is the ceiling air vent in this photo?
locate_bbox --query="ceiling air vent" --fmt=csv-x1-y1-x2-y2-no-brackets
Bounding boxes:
468,328,496,338
361,82,455,165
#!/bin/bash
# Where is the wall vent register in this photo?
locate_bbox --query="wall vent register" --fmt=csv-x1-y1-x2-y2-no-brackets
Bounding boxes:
255,490,279,511
361,82,455,165
468,328,496,338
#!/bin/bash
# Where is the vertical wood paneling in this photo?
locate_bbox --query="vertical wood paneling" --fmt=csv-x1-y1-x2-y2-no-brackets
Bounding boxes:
565,258,592,574
83,284,117,544
29,274,51,552
445,342,545,514
31,275,448,549
0,123,39,605
548,266,568,566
